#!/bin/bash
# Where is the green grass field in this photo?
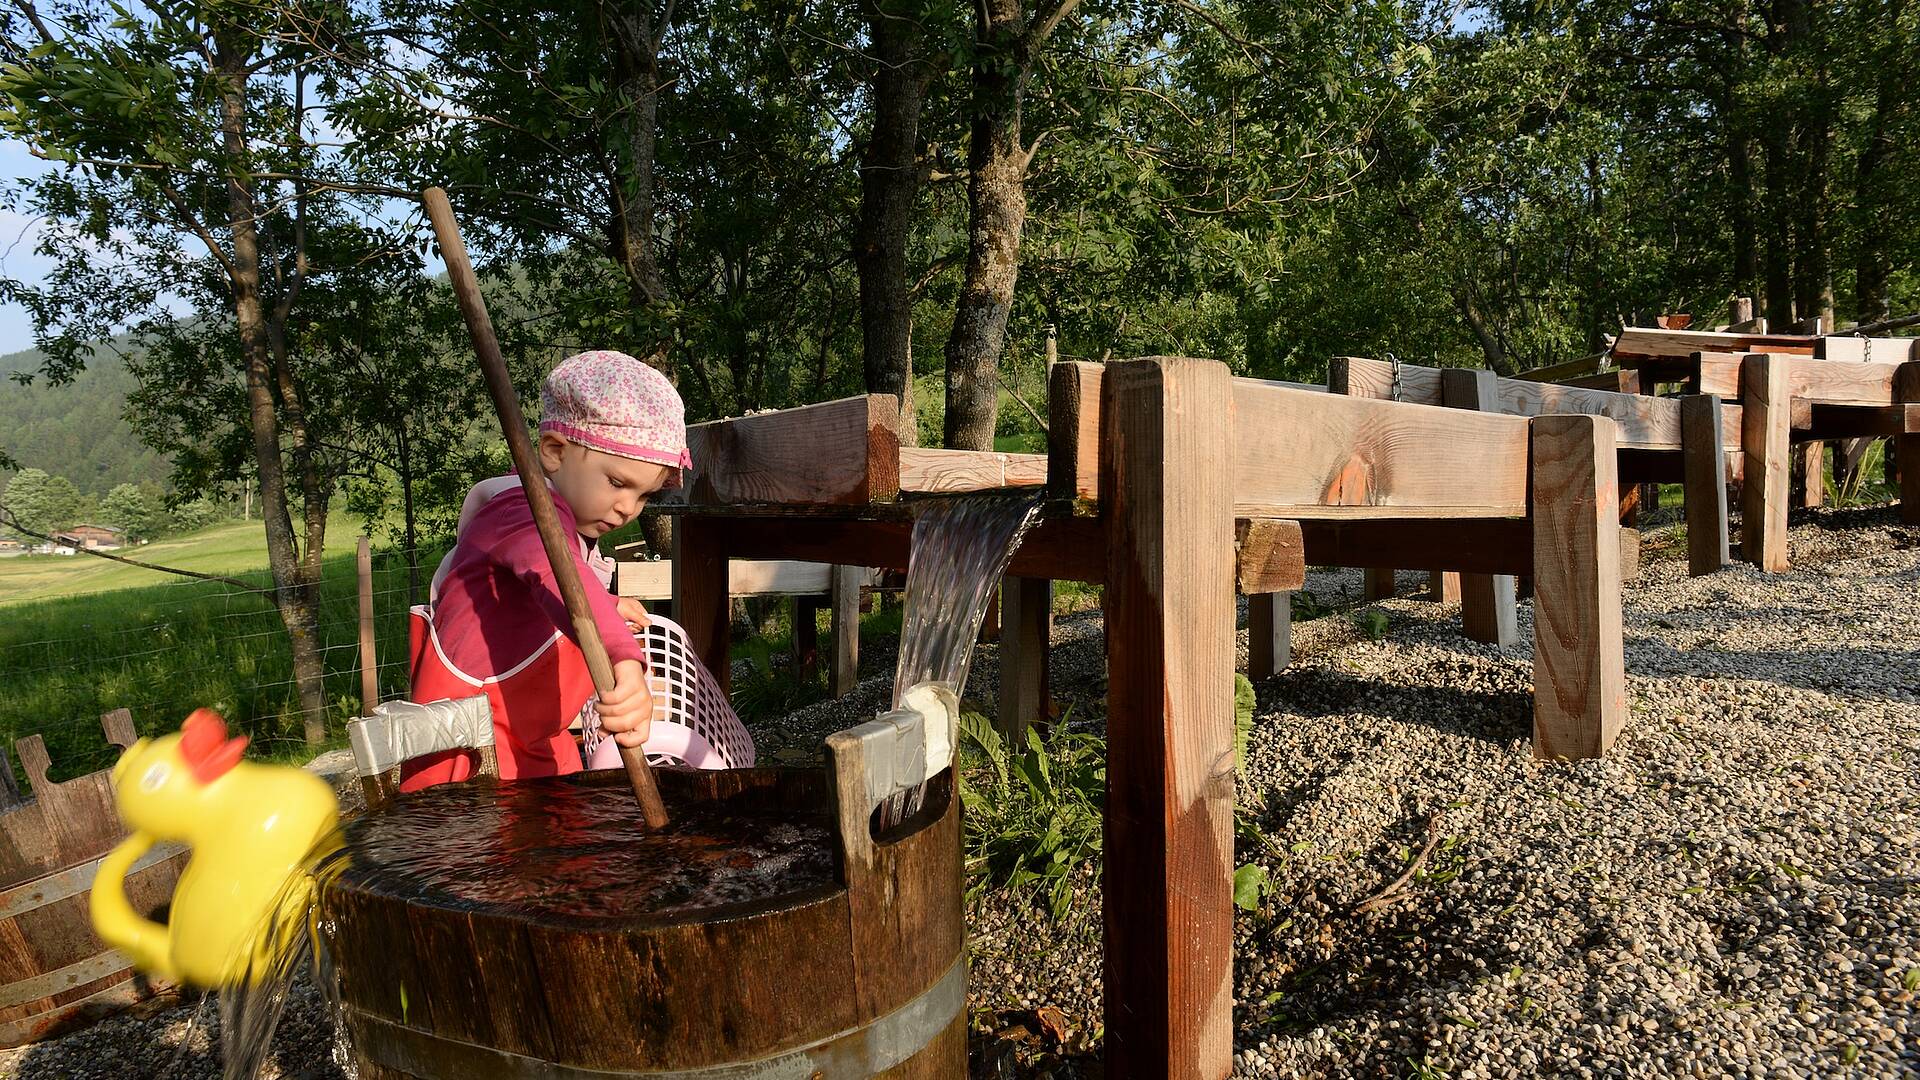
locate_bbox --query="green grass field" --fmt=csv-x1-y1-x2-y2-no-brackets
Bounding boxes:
0,517,437,782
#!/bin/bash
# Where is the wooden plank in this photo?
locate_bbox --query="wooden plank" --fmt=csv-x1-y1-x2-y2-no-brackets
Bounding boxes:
1612,327,1816,361
1512,352,1610,383
1741,355,1793,572
1796,442,1825,508
1802,404,1920,438
1815,336,1918,363
671,516,733,695
1693,352,1745,398
1247,593,1290,679
1900,364,1920,526
1529,415,1626,760
830,565,861,698
996,577,1052,743
1559,369,1642,394
1680,396,1730,576
1299,519,1534,576
677,395,902,507
1440,368,1520,645
1048,362,1104,502
718,514,1108,585
618,558,852,601
1784,357,1903,405
1233,519,1307,593
1344,356,1685,449
1231,381,1533,518
1099,357,1235,1080
898,448,1047,493
1326,356,1442,402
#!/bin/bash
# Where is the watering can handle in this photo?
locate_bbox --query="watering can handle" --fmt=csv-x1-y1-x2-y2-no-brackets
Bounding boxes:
89,831,179,983
423,186,667,830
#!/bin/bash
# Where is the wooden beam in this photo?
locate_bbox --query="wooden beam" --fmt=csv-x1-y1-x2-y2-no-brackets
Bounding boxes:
1612,327,1816,361
1802,403,1920,438
830,565,861,698
1247,593,1290,679
1233,519,1306,593
1048,361,1104,503
1231,381,1533,518
1691,352,1745,398
1327,355,1442,402
1899,363,1920,526
1680,395,1730,576
1529,415,1626,760
677,395,902,507
716,514,1108,584
1100,357,1235,1080
1559,369,1642,394
996,577,1052,743
1815,336,1919,363
1784,357,1904,405
1440,368,1520,645
1299,519,1534,575
671,516,732,695
1796,442,1826,508
898,447,1048,493
1344,355,1686,449
617,558,876,601
1740,355,1793,572
1512,352,1610,383
1362,568,1396,600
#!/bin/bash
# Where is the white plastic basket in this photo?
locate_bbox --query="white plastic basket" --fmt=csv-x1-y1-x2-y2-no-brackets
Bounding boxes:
583,614,754,771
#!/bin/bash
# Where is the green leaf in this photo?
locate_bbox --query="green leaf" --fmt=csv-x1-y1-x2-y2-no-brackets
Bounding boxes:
1232,863,1269,911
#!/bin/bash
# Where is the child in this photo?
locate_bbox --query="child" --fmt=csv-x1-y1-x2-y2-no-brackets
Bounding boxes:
400,350,690,791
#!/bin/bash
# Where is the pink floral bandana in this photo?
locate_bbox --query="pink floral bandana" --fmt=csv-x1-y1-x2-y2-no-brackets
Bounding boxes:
539,350,691,487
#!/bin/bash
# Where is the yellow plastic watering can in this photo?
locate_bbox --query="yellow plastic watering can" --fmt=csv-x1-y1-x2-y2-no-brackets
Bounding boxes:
90,709,339,987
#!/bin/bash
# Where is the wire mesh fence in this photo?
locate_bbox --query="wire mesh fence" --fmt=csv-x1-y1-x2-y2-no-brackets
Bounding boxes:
0,539,448,784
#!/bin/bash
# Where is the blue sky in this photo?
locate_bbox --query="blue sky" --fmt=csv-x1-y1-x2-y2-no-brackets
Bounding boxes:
0,138,55,356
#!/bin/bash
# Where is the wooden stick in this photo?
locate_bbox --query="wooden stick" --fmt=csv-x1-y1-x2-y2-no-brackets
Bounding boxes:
423,187,668,829
358,535,378,715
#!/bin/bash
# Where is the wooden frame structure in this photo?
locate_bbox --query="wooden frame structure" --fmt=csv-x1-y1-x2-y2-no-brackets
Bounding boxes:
1596,335,1919,571
660,358,1628,1079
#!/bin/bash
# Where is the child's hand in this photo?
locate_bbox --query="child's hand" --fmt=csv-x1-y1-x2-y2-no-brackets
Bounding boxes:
615,597,651,631
596,659,653,748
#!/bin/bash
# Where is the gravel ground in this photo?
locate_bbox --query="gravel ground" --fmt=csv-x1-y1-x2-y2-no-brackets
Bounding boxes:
5,503,1915,1079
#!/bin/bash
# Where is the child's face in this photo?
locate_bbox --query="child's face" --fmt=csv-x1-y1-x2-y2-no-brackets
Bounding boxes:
538,434,672,538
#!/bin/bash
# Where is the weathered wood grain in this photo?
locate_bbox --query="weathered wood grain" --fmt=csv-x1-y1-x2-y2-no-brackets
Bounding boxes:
1100,357,1235,1080
1345,356,1686,449
1796,442,1826,508
1529,415,1626,760
1612,327,1816,361
1815,336,1919,363
1233,519,1307,593
679,395,903,507
1784,358,1903,406
1741,355,1793,572
1680,395,1730,576
898,447,1048,493
1048,362,1105,502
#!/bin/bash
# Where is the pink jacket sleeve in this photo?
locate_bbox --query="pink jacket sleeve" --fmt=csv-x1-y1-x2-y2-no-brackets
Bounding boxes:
468,490,646,668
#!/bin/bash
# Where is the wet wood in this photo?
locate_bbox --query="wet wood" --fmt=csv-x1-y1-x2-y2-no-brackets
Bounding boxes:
1741,355,1793,572
1529,415,1626,760
1680,395,1730,576
1099,357,1235,1080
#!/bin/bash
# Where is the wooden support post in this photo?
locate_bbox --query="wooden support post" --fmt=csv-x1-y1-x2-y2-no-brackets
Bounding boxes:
1247,592,1291,678
1440,369,1520,645
1680,395,1730,576
1101,357,1235,1080
358,535,378,715
996,576,1052,742
1530,415,1626,760
1795,441,1825,508
1362,568,1395,601
792,596,821,683
1899,363,1920,524
829,565,861,698
1740,355,1793,572
1426,571,1461,603
672,516,732,695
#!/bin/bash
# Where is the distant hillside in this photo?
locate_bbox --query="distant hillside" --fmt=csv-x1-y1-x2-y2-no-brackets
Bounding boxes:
0,343,170,494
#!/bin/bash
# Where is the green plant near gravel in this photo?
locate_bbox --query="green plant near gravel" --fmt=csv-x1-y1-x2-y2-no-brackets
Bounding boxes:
1355,608,1390,641
957,708,1105,919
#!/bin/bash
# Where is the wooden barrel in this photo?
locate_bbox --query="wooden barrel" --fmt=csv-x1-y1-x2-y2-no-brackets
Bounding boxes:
0,711,187,1046
326,761,965,1079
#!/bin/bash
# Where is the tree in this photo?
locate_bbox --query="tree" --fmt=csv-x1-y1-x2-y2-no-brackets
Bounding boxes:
0,0,413,744
99,481,164,540
2,467,83,534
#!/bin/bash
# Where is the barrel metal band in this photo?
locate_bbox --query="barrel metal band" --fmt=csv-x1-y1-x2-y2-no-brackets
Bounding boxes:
0,841,185,921
352,957,966,1079
0,949,132,1009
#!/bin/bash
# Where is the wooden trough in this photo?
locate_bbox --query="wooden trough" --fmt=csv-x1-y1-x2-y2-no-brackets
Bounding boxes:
1589,332,1919,571
0,711,185,1047
653,356,1631,1078
328,757,964,1077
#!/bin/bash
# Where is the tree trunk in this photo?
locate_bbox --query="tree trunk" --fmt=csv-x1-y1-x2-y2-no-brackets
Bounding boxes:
1794,80,1834,329
855,0,934,446
215,39,329,745
1455,287,1511,375
1851,0,1901,324
1761,126,1797,326
602,1,669,363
